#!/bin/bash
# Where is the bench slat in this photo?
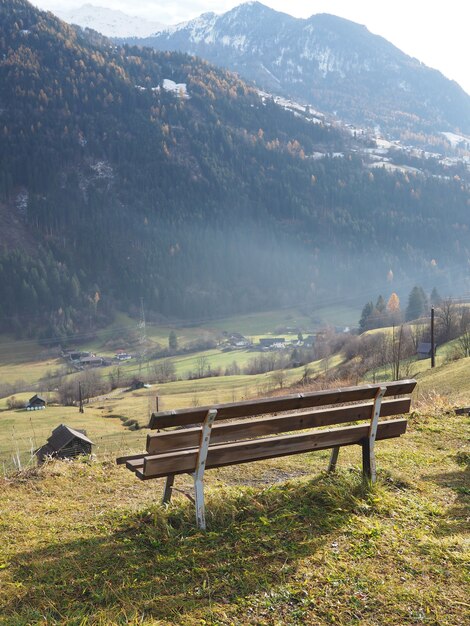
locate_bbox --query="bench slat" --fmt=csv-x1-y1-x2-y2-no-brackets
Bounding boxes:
146,397,411,455
148,380,416,429
125,458,145,472
116,452,147,465
139,419,407,479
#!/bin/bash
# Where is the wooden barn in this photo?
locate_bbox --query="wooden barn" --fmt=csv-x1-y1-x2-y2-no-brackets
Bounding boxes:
35,424,94,465
27,394,46,410
417,342,436,360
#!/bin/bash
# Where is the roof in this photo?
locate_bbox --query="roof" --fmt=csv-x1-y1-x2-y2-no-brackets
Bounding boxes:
45,424,94,452
417,342,433,353
29,394,46,403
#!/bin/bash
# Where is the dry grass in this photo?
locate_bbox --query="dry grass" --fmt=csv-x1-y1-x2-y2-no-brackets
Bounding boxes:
0,405,468,625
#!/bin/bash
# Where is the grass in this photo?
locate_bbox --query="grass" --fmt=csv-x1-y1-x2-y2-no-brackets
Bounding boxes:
199,305,359,335
0,407,468,625
415,356,470,403
0,403,147,472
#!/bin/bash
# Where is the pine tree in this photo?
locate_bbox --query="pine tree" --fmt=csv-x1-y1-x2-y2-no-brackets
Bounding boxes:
359,301,374,332
376,295,386,312
430,287,442,307
406,286,427,321
168,330,178,351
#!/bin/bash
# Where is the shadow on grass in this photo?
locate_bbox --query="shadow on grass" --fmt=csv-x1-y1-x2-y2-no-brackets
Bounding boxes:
5,471,369,624
424,452,469,537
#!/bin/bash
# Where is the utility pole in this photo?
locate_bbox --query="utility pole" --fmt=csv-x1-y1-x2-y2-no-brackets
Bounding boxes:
138,297,146,375
78,381,84,413
431,307,435,368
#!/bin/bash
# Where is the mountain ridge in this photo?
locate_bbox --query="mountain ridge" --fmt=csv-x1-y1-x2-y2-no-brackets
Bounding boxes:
124,2,470,137
53,3,165,38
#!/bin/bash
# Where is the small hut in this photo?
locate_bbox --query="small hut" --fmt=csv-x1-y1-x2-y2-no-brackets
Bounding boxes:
27,394,46,410
129,379,146,391
35,424,94,465
417,342,436,360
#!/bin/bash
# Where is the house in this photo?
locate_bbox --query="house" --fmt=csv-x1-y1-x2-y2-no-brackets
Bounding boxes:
228,333,251,347
35,424,94,465
79,356,104,367
26,394,46,410
303,335,316,347
417,342,436,359
259,338,285,349
69,351,91,361
128,379,146,391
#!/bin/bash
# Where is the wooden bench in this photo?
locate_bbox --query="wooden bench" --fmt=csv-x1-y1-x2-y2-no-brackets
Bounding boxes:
117,379,416,529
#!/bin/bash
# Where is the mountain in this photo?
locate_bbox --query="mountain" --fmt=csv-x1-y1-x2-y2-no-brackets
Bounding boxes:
127,1,470,138
54,3,165,38
0,0,469,341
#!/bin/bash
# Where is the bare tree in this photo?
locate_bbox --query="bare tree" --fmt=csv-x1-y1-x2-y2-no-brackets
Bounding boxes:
389,325,415,380
436,299,457,343
271,369,286,389
108,366,122,390
153,359,176,383
195,355,209,379
458,306,470,357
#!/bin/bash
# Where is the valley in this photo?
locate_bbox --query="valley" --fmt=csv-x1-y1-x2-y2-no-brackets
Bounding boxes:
0,2,469,624
1,299,469,476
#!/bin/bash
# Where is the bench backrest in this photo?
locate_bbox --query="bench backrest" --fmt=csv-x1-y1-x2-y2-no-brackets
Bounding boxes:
135,380,416,473
148,379,416,429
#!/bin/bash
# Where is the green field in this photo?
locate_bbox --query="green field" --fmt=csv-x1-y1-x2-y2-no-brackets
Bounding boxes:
0,305,353,402
200,305,358,335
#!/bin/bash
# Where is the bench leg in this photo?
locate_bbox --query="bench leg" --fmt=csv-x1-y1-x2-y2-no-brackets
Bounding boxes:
364,386,386,483
193,409,217,530
328,446,340,472
362,439,373,481
194,477,206,530
162,474,175,504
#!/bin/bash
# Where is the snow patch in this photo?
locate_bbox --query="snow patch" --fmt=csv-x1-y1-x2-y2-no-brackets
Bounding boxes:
368,162,422,175
15,189,28,216
90,161,114,180
162,79,189,99
441,131,470,148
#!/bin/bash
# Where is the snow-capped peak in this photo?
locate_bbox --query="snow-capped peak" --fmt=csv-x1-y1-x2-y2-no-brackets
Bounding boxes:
53,4,166,38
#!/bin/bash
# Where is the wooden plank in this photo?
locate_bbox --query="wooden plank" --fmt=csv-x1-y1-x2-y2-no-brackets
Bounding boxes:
140,419,407,479
125,458,145,473
148,380,416,429
146,398,411,454
116,452,147,465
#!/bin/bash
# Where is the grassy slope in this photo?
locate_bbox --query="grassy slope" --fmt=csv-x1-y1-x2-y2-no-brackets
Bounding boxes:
0,408,468,625
415,356,470,403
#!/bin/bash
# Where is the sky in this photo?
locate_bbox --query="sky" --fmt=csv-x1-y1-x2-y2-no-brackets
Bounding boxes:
33,1,470,95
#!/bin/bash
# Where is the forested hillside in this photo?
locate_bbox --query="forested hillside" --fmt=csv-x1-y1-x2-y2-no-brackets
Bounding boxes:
0,0,469,341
